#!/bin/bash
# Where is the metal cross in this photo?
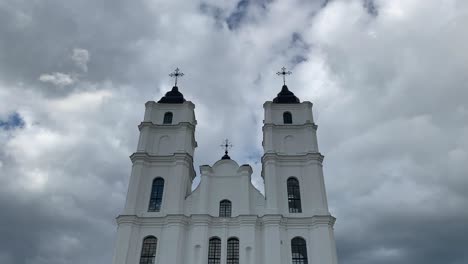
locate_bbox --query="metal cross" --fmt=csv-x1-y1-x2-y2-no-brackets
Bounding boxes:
169,67,184,86
276,66,292,85
220,139,233,156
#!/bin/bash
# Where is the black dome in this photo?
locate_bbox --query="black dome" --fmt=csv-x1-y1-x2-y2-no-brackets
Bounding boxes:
158,86,186,104
273,85,300,104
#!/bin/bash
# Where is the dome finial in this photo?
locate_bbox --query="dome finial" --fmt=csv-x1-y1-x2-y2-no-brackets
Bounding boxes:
220,139,233,160
276,66,292,86
158,67,186,103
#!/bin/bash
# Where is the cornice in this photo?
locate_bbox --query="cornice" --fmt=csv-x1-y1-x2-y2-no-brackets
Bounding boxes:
261,152,324,163
138,121,196,131
129,152,196,180
130,152,194,164
264,101,313,108
283,215,336,227
115,214,336,228
145,100,195,109
262,122,318,130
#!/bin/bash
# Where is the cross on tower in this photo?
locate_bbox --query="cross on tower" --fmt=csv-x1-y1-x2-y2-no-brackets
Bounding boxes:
276,66,292,85
220,139,233,156
169,67,184,86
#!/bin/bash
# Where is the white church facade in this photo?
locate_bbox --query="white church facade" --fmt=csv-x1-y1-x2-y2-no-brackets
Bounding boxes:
112,68,338,264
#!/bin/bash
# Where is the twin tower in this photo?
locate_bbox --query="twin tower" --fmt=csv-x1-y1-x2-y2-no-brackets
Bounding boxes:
112,70,338,264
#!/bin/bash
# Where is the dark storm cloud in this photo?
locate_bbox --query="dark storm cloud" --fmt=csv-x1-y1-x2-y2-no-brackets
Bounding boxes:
0,0,467,264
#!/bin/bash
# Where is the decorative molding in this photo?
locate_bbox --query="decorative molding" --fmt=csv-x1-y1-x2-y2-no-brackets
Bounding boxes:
116,214,336,228
129,152,196,180
263,101,313,109
130,152,194,164
261,152,324,163
262,122,318,130
138,121,196,131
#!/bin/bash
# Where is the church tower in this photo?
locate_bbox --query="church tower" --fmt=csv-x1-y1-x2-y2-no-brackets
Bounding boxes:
261,67,338,264
112,67,338,264
113,68,197,264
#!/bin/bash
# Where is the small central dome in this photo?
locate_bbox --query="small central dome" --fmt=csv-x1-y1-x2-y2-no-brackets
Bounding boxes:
272,85,300,104
158,86,186,104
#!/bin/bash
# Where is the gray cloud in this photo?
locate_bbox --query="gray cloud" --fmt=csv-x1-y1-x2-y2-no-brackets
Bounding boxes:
0,0,467,264
71,48,90,72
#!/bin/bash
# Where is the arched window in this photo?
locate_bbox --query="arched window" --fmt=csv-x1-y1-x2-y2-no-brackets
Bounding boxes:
163,112,173,124
283,111,292,124
140,236,157,264
287,178,302,213
291,237,308,264
227,238,239,264
148,178,164,212
219,200,232,217
208,237,221,264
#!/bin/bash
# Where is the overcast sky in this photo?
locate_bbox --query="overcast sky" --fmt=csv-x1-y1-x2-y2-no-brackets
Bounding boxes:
1,0,468,263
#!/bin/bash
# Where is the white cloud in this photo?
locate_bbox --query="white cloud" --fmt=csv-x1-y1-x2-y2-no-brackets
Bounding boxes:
38,72,75,87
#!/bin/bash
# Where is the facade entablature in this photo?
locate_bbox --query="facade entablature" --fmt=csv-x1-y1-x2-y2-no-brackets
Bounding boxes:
116,214,335,228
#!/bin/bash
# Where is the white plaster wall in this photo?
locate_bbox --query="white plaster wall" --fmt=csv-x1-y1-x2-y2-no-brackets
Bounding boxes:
144,101,196,125
185,159,265,216
263,101,314,125
268,160,330,216
113,215,337,264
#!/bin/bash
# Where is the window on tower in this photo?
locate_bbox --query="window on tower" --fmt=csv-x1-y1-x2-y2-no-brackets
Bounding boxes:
226,238,239,264
208,237,221,264
163,112,173,124
283,111,293,124
287,177,302,213
139,236,158,264
148,178,164,212
291,237,308,264
219,200,232,217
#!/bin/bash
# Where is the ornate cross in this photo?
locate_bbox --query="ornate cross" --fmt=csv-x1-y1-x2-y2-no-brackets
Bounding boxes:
276,66,292,85
220,139,233,156
169,67,184,86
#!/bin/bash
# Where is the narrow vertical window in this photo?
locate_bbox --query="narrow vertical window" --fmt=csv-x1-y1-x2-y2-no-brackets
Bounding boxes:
226,238,239,264
140,236,157,264
148,178,164,212
208,237,221,264
291,237,308,264
287,178,302,213
283,112,292,124
163,112,173,124
219,200,232,217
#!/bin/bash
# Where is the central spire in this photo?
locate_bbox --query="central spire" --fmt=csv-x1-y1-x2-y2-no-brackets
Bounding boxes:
220,139,233,160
